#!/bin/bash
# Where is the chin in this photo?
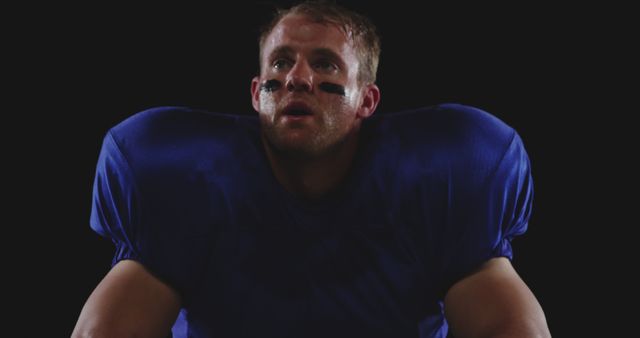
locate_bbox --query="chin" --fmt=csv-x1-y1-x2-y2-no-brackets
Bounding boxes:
263,131,325,158
274,137,321,157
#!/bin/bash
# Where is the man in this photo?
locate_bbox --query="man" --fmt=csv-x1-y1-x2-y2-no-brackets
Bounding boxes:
72,1,550,337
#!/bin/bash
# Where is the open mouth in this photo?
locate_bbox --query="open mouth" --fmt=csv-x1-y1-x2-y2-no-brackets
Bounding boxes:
283,102,314,117
286,109,312,116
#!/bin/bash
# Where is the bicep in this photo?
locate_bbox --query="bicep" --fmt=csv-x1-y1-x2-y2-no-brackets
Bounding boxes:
444,257,550,338
72,260,181,338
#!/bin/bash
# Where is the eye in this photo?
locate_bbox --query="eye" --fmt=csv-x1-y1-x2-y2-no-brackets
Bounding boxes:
272,59,292,70
313,60,338,73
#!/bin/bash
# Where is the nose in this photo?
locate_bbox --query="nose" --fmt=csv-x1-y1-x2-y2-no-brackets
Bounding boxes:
285,61,313,93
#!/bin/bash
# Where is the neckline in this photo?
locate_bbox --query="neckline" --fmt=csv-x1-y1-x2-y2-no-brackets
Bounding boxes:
238,115,378,214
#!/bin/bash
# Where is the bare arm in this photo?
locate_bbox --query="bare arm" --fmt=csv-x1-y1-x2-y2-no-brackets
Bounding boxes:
71,260,181,338
444,257,550,338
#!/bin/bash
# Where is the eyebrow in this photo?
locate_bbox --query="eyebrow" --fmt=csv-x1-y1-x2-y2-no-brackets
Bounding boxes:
267,46,346,67
312,48,345,67
268,46,295,61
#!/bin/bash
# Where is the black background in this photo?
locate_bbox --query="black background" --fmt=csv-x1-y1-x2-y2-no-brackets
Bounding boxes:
7,1,633,337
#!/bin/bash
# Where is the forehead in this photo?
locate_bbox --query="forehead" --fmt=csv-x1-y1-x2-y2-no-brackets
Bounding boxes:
263,14,355,59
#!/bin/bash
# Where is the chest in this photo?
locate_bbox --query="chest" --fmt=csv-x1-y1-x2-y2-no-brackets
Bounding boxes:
187,202,437,337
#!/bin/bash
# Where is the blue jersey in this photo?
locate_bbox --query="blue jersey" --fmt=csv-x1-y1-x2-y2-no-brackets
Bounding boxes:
90,104,533,338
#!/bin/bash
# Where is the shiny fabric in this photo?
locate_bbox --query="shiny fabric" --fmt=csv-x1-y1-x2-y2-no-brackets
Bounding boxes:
90,103,533,338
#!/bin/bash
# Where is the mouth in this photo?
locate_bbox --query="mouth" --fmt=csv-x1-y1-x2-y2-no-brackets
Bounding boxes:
282,102,314,117
286,109,312,116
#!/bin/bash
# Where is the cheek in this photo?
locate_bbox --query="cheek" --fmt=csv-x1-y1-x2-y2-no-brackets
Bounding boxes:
338,86,361,112
259,92,278,116
345,90,360,106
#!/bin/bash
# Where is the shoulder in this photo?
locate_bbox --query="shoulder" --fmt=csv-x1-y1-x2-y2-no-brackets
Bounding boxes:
109,106,249,147
108,106,258,156
367,103,521,185
380,103,516,150
102,106,260,180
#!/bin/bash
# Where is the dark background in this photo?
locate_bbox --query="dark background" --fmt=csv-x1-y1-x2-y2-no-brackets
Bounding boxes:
8,1,633,337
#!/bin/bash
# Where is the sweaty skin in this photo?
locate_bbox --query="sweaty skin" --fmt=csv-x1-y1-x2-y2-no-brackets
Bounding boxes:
251,14,380,198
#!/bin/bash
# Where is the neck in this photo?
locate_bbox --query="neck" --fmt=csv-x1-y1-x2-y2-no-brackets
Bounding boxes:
262,131,360,201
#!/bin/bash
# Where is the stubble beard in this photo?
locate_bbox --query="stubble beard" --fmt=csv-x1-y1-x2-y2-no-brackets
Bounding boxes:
259,109,352,161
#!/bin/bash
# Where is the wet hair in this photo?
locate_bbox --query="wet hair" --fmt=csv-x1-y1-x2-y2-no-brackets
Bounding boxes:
258,0,381,84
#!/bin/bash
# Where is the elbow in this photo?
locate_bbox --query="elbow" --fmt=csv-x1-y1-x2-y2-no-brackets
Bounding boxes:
488,319,551,338
71,325,115,338
71,319,94,338
71,325,98,338
529,323,552,338
71,322,141,338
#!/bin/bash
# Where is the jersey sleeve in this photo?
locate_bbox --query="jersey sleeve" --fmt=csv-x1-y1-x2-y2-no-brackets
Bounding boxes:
486,132,533,259
90,130,142,265
398,104,535,296
440,129,534,292
88,107,220,304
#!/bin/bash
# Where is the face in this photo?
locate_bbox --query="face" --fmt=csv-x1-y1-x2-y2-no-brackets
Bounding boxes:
251,14,379,158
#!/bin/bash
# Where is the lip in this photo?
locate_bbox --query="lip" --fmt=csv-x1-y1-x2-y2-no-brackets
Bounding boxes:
282,114,314,122
282,101,314,117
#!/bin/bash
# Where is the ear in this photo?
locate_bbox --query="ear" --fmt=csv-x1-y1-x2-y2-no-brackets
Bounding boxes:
251,76,261,113
356,83,381,119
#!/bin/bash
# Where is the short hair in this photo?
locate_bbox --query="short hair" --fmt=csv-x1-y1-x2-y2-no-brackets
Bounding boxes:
258,1,381,84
